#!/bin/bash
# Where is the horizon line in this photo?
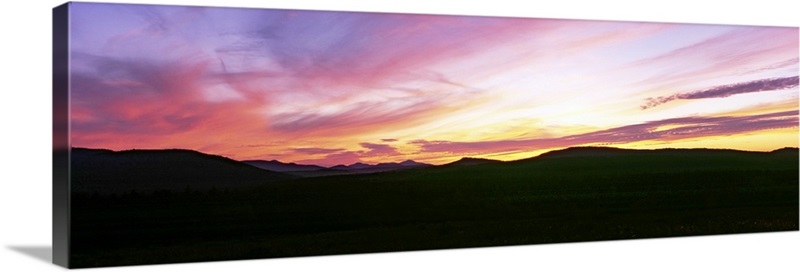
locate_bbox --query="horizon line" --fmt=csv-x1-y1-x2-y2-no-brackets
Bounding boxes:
69,145,800,167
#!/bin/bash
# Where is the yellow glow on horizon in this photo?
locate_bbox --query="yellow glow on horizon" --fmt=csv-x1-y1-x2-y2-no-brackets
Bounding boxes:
400,126,799,166
482,148,559,162
612,127,799,151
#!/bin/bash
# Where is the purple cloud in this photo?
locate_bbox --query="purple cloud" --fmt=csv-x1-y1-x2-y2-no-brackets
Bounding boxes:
359,143,401,157
641,76,799,109
381,138,398,142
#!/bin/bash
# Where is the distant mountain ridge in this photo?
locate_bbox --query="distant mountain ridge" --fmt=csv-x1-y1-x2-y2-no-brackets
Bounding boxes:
242,159,327,172
243,158,433,176
327,160,433,174
71,146,798,193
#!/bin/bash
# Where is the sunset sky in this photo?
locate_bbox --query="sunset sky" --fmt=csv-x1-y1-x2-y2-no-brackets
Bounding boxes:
68,2,799,166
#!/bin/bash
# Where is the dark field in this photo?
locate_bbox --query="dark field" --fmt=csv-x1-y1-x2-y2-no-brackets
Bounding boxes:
70,148,799,268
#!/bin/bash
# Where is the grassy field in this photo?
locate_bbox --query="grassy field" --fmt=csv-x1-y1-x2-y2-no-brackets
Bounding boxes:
70,148,799,268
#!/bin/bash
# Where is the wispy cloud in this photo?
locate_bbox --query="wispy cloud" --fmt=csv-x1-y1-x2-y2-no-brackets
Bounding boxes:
641,76,799,109
291,147,347,155
269,96,450,137
359,143,401,157
739,58,799,75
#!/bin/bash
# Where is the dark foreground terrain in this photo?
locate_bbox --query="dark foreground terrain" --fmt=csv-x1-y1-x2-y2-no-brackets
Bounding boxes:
69,147,799,268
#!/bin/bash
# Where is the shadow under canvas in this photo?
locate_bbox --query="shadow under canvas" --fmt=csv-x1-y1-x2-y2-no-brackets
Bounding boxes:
8,246,53,264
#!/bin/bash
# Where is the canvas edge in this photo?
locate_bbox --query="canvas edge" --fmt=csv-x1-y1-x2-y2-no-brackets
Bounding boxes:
53,2,71,268
45,1,800,269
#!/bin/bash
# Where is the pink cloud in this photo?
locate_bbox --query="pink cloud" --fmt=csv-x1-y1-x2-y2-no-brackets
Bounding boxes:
292,142,401,166
69,54,275,154
297,151,364,167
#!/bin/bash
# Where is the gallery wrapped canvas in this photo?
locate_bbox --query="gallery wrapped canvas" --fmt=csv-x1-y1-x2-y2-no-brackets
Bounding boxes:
53,1,799,268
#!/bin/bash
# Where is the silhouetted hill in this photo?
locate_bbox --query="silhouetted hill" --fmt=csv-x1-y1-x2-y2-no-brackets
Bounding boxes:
373,160,432,171
443,157,501,167
533,146,633,158
529,146,787,160
242,159,326,172
770,147,799,156
71,148,296,194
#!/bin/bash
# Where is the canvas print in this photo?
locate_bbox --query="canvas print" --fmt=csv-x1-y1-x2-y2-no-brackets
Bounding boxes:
53,1,799,268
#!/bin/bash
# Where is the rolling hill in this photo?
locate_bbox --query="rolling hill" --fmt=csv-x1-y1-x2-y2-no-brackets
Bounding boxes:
531,146,787,159
71,148,297,193
443,157,502,166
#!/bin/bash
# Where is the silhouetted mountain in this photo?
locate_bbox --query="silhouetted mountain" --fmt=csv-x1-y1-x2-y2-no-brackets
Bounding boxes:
349,162,371,170
242,159,326,172
444,157,501,167
326,160,433,174
399,160,425,166
375,160,428,168
71,148,296,194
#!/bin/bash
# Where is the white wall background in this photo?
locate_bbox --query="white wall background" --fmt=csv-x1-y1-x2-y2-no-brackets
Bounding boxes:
1,1,797,271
